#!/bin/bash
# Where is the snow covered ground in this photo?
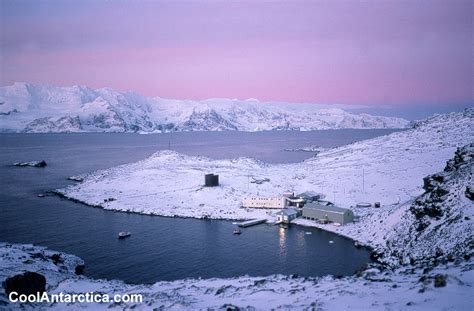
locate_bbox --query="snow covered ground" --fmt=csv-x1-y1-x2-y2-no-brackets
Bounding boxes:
0,82,408,133
1,242,472,310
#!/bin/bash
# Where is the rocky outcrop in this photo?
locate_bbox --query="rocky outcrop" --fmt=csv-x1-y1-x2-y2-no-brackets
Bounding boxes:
13,160,47,167
3,272,46,296
385,143,473,265
23,116,82,133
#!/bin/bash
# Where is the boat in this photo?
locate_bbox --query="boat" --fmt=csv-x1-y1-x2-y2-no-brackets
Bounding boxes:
118,232,131,239
233,229,242,235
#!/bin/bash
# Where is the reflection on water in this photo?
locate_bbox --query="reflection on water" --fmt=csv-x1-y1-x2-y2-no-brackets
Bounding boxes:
278,226,287,254
296,230,306,249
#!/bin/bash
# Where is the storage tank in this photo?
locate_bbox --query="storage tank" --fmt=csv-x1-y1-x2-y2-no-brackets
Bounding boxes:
205,174,219,187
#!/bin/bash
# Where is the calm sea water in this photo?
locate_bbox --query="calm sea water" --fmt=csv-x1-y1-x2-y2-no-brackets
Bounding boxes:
0,130,398,284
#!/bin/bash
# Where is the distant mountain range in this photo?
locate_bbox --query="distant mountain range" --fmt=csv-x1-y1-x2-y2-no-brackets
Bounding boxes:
0,82,409,133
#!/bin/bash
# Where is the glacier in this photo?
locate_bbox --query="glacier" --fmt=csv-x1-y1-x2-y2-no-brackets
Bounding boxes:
0,82,409,133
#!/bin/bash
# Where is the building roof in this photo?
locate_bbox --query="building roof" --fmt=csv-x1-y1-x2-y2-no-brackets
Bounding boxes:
276,208,299,216
297,191,321,198
303,203,352,214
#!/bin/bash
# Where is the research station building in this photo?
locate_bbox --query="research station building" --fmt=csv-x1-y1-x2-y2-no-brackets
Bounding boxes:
242,196,287,209
302,203,354,225
276,209,300,224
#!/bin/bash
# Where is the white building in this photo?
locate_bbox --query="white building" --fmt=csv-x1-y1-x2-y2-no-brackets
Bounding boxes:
242,196,287,209
276,209,299,223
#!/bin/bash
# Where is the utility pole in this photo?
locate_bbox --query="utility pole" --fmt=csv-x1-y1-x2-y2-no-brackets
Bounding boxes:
362,168,365,193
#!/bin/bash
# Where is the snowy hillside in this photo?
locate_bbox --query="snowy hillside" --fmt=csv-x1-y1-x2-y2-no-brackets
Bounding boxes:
0,82,409,133
384,143,473,265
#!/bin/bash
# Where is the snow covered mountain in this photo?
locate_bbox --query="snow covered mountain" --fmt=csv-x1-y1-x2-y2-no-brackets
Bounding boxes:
0,82,409,133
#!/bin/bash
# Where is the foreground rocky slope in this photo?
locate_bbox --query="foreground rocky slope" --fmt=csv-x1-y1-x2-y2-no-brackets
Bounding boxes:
383,143,473,266
1,243,472,310
0,82,408,133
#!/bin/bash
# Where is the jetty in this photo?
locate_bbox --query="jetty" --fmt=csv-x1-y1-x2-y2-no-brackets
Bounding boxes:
237,218,267,228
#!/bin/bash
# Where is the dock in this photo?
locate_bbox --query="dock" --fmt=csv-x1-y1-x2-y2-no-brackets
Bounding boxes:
237,218,267,228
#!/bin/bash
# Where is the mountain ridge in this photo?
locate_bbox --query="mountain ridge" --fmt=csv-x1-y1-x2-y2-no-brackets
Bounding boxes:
0,82,410,133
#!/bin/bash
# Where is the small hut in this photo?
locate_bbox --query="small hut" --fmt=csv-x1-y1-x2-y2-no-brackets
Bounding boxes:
204,174,219,187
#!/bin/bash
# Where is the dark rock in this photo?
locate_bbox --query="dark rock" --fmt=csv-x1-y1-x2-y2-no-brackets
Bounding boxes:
221,304,240,311
30,252,47,261
432,187,449,199
411,202,443,220
370,250,383,261
215,285,231,295
75,264,85,275
253,279,266,286
49,253,63,264
465,186,474,201
423,267,432,274
416,219,429,232
432,174,445,183
34,160,47,167
13,160,47,168
3,271,46,295
422,176,437,192
434,274,447,287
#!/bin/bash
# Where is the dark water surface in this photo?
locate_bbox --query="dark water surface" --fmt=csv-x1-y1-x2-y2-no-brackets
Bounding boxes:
0,130,397,284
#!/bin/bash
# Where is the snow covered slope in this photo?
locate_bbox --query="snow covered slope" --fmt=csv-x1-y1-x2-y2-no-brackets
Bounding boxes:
384,143,473,265
1,242,472,310
0,82,409,133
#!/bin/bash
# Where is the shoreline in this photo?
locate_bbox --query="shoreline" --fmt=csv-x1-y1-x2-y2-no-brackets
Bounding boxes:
53,189,378,259
1,239,471,310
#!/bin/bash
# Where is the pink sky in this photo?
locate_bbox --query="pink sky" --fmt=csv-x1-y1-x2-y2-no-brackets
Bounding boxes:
0,1,472,105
